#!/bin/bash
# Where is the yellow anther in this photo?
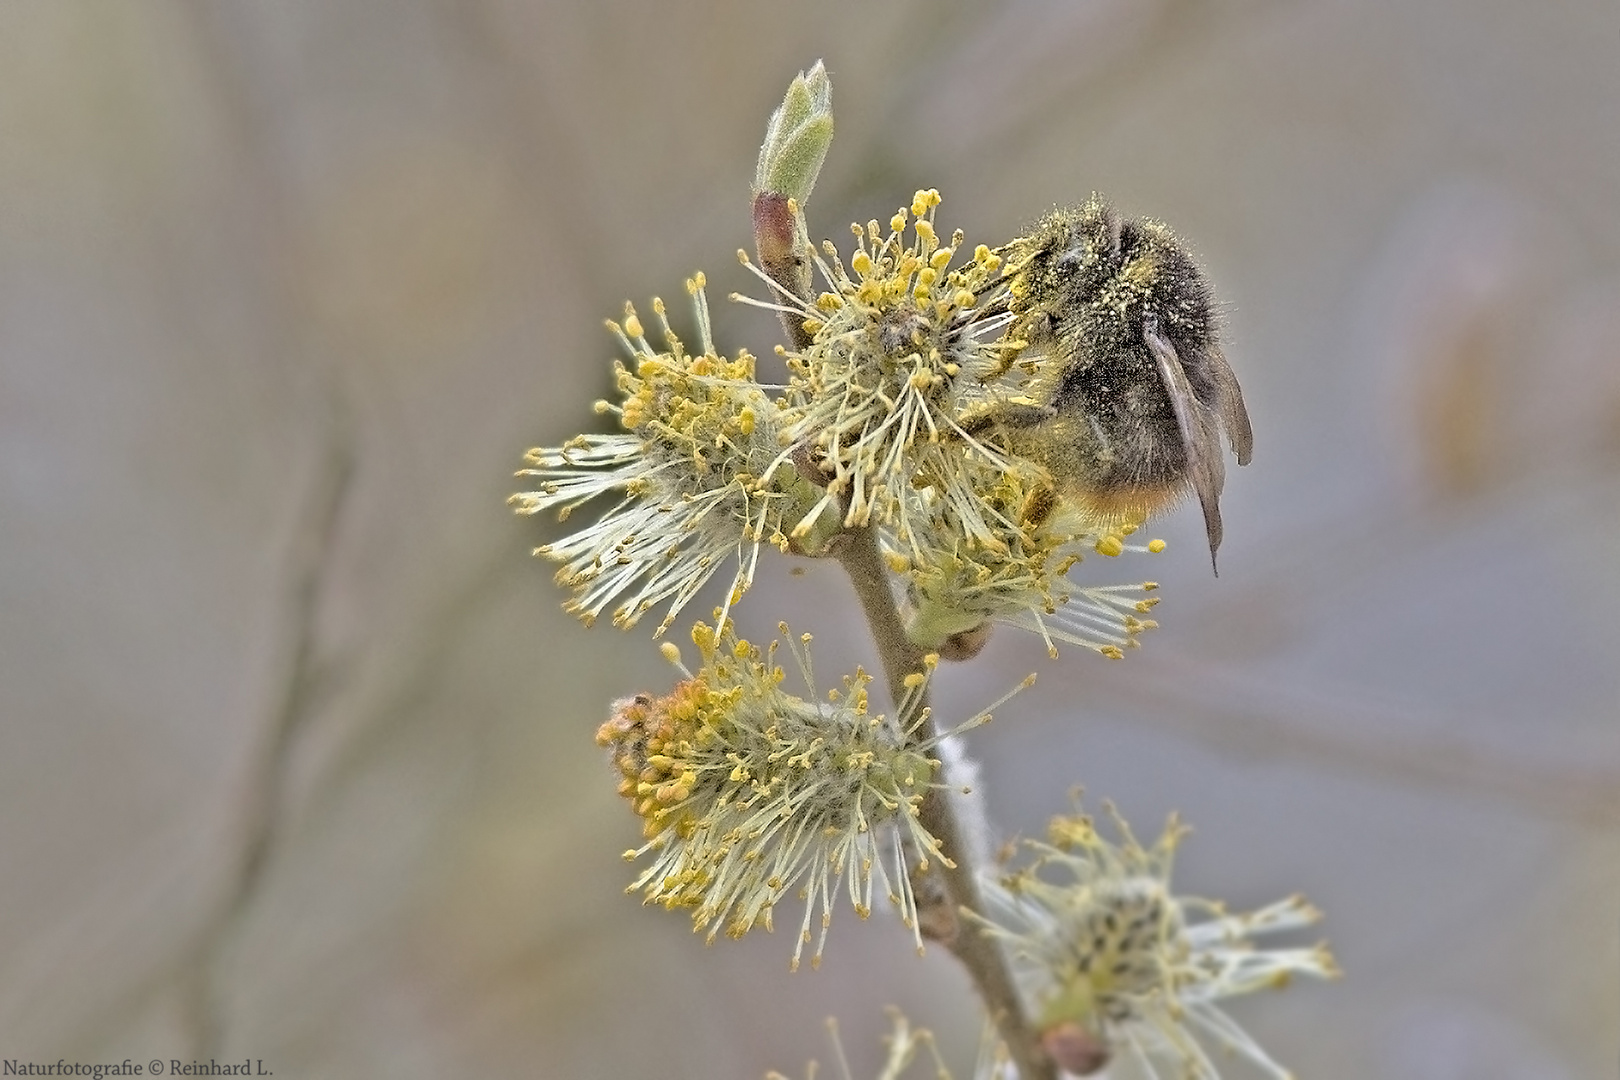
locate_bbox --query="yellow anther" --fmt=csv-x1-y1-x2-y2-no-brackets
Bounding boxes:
660,641,682,665
623,314,644,339
917,267,938,288
954,288,976,309
891,212,907,233
1095,535,1124,558
930,248,954,271
1099,645,1125,660
851,250,873,276
1147,538,1167,553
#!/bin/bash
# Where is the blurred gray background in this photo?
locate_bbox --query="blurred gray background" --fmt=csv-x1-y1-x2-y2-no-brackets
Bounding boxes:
2,2,1616,1077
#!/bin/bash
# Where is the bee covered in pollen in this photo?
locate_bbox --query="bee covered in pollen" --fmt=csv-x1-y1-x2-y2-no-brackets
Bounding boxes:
963,195,1253,572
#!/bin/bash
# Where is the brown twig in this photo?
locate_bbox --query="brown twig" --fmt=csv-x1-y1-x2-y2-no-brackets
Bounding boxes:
752,191,816,350
833,525,1054,1080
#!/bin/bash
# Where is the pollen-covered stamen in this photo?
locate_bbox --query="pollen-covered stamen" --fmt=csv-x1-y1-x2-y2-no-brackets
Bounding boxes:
897,478,1165,660
1058,879,1176,1018
760,190,1017,539
514,276,842,634
599,618,1019,971
974,803,1337,1080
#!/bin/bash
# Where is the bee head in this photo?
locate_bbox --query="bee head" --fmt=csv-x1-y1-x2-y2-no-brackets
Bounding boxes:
1003,197,1125,340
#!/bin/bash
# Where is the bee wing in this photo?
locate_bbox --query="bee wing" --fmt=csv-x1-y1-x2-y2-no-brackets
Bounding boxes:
1204,346,1254,466
1145,326,1227,573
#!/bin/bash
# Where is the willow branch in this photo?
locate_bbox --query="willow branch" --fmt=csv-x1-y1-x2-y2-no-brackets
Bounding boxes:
833,525,1054,1080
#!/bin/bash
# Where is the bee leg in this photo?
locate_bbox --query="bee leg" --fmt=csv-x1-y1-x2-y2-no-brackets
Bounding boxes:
1020,482,1059,528
956,401,1056,438
969,288,1011,319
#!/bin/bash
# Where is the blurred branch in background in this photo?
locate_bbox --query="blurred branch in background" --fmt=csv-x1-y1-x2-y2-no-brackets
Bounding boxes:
1095,647,1620,830
178,396,354,1057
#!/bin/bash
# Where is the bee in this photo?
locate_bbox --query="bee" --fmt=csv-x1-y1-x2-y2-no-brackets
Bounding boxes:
963,195,1253,572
